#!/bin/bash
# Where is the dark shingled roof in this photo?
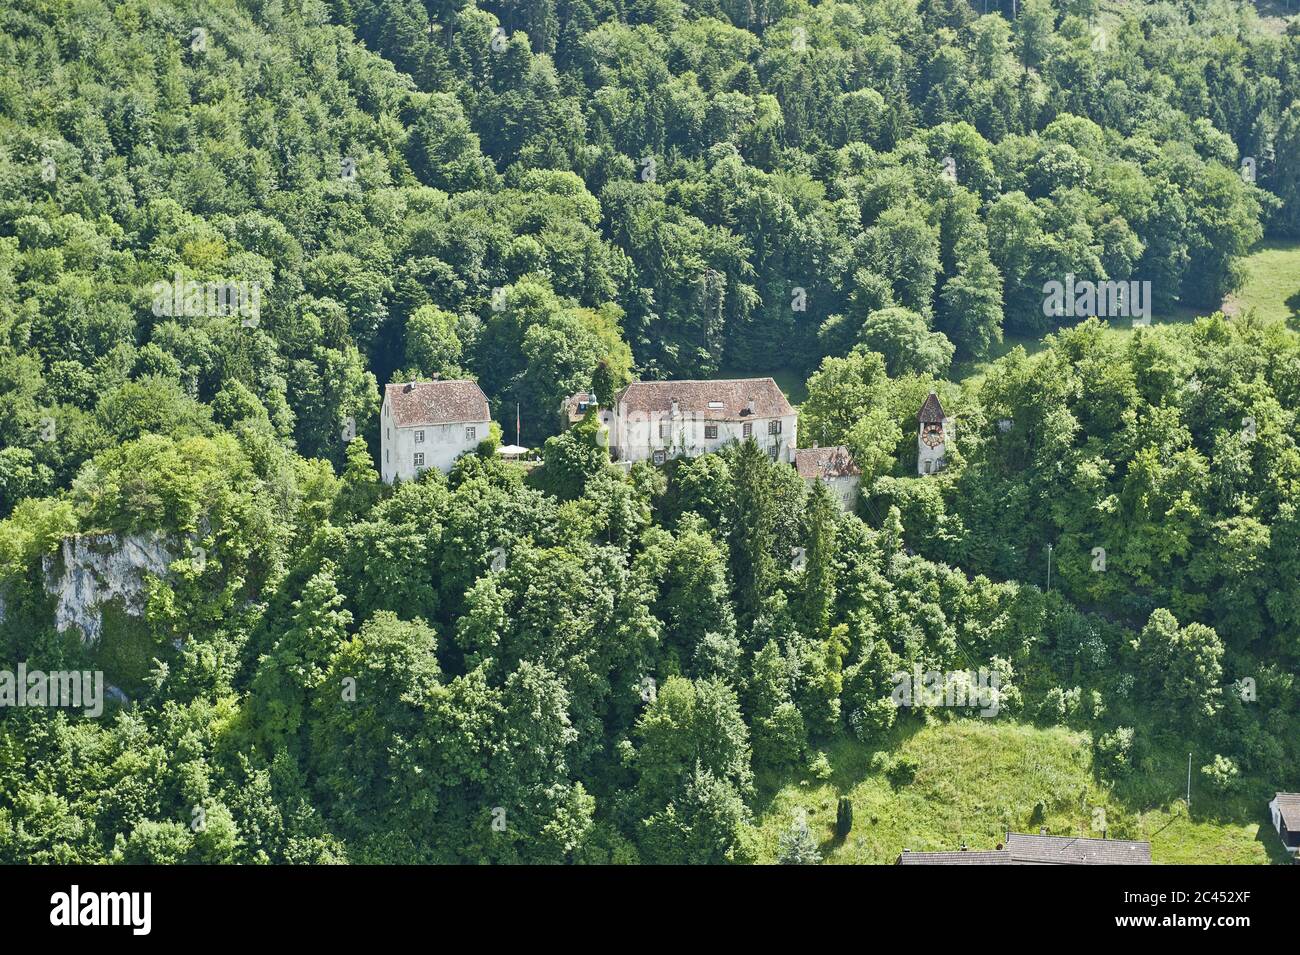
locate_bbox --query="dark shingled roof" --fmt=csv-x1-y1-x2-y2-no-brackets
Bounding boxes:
895,833,1152,865
896,850,1012,865
1004,832,1151,865
794,446,861,480
1275,793,1300,830
918,392,946,424
615,378,794,420
385,380,490,428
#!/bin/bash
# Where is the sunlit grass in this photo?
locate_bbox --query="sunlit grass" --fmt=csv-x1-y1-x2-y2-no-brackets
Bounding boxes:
755,720,1283,864
1223,239,1300,326
953,240,1300,386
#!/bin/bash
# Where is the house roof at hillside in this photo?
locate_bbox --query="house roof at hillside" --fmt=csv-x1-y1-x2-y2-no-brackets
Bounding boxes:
895,850,1012,865
896,833,1152,865
918,392,946,423
385,380,490,427
615,378,794,420
794,445,860,480
1274,793,1300,830
563,391,599,423
1004,832,1151,865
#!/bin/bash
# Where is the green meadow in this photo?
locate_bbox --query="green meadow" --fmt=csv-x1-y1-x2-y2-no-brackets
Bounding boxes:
755,720,1287,864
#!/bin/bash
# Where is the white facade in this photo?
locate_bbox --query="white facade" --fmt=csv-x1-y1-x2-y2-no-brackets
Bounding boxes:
381,413,484,482
610,403,797,465
917,392,950,476
918,429,946,475
794,446,861,511
380,381,491,483
1268,794,1300,856
819,474,861,510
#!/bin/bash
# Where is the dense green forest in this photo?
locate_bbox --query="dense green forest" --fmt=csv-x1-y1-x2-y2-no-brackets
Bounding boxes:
0,0,1296,862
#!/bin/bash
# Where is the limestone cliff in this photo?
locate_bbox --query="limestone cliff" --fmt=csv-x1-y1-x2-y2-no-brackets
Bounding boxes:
41,532,174,644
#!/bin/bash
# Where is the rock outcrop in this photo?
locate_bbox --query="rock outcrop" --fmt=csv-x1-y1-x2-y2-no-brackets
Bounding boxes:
42,532,174,644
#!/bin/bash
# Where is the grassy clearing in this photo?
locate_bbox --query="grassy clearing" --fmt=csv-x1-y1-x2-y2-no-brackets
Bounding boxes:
1249,0,1300,31
953,240,1300,386
755,720,1283,864
1222,239,1300,326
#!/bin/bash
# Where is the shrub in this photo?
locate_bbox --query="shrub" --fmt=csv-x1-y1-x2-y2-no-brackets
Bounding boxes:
808,751,833,781
1200,755,1240,793
1095,726,1135,778
835,797,853,840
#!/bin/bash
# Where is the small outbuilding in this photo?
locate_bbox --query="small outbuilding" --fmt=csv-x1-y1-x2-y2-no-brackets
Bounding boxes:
793,445,861,511
1268,792,1300,857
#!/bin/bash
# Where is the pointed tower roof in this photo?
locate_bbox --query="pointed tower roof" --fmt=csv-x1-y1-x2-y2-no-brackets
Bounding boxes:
918,392,945,424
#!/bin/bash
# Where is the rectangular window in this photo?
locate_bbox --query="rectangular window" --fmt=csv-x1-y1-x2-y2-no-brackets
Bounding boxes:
465,427,476,441
705,425,718,440
768,420,782,435
415,430,425,443
659,421,670,440
743,423,753,438
386,449,389,463
413,452,425,468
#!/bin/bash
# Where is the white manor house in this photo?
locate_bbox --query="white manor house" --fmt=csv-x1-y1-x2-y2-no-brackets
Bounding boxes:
380,378,492,483
380,375,807,481
380,378,946,502
599,377,798,465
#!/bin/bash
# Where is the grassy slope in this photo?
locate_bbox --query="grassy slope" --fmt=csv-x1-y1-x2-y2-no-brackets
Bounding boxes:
755,721,1286,864
754,246,1300,864
1222,239,1300,326
954,240,1300,386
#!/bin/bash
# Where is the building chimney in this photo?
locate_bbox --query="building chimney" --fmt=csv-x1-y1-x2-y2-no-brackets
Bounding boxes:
430,372,440,380
404,381,415,392
670,397,679,417
1040,826,1047,836
960,842,967,851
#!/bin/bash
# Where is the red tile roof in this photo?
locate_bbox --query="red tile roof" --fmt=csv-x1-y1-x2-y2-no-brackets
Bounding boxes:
794,446,860,480
615,378,793,420
564,391,599,423
385,380,490,427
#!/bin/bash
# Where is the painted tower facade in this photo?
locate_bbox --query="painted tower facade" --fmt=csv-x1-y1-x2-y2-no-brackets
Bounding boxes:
917,392,948,476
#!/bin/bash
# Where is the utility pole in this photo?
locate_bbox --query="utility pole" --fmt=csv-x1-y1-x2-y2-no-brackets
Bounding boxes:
1046,543,1053,591
1187,753,1192,811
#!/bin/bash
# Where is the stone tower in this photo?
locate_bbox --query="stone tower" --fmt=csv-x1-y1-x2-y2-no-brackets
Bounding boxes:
917,392,947,475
